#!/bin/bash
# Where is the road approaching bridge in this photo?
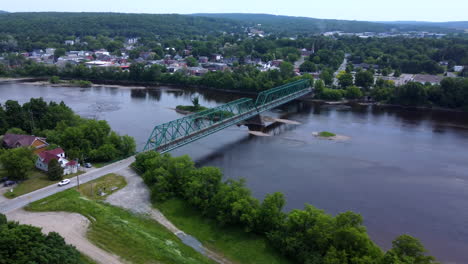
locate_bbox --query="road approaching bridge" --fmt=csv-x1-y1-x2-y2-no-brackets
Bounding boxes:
144,79,311,153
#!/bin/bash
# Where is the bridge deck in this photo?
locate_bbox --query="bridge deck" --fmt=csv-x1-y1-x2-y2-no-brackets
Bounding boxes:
144,79,311,153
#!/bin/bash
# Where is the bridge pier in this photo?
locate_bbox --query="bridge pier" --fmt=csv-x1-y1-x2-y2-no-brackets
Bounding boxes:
240,114,265,131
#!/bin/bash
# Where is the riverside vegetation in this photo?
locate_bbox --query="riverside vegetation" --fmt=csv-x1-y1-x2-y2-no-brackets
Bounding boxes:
24,174,215,264
134,152,438,264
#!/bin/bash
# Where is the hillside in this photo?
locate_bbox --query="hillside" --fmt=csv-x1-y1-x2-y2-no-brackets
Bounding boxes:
193,13,461,34
0,12,243,39
383,21,468,30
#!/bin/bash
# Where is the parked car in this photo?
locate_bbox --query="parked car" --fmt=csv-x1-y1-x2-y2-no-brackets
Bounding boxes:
3,180,16,187
58,179,71,186
84,163,92,168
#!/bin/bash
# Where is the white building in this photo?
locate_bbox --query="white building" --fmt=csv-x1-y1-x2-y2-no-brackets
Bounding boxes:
36,148,78,175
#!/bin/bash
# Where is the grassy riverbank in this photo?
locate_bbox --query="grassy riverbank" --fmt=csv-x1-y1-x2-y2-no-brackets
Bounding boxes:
26,175,215,264
156,198,293,264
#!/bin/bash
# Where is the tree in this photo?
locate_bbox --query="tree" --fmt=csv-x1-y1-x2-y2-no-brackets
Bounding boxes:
0,147,34,181
394,69,401,77
280,61,294,79
49,75,60,84
314,80,325,97
257,192,286,233
345,86,363,99
0,213,6,225
320,69,334,85
355,70,374,89
382,235,437,264
0,220,82,264
299,61,317,73
185,56,199,67
337,71,353,88
54,48,66,58
47,159,64,181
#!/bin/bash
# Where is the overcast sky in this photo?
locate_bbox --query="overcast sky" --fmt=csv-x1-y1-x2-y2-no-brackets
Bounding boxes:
2,0,467,22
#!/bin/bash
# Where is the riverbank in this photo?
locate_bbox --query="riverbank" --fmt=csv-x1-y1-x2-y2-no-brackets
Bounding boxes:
302,98,468,113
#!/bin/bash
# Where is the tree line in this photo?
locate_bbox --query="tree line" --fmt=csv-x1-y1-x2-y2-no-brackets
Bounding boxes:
0,98,136,180
134,152,438,264
0,213,85,264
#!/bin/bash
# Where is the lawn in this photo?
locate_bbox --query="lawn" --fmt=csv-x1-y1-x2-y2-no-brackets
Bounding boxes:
3,170,85,199
26,178,215,264
77,173,126,200
156,198,293,264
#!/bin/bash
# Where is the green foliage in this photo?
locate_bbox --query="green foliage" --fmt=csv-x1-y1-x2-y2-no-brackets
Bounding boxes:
355,70,374,89
382,235,438,264
134,153,437,264
337,71,354,88
185,57,199,67
49,75,61,84
319,131,336,137
0,213,6,225
0,147,35,180
318,88,344,101
0,215,82,264
47,159,64,181
70,80,92,88
345,86,363,99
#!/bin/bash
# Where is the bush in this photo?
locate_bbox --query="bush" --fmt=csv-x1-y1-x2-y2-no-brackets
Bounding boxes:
319,88,344,101
49,75,60,84
318,131,336,137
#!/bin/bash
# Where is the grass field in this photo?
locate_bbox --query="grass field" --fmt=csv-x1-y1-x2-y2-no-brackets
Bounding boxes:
77,173,126,200
318,131,336,137
26,177,215,264
156,198,293,264
3,170,85,199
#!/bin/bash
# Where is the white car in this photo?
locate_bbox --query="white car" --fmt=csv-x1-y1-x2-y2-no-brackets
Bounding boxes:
58,179,71,186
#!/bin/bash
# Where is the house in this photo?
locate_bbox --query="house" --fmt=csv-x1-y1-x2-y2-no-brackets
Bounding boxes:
2,134,48,154
454,66,464,72
64,40,75,45
198,56,209,63
36,148,78,175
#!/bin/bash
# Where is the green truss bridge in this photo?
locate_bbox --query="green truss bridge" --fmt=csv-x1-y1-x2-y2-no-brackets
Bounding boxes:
143,79,311,153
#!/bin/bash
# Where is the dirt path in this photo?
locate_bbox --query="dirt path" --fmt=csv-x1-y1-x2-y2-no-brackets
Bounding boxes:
6,209,124,264
107,167,232,264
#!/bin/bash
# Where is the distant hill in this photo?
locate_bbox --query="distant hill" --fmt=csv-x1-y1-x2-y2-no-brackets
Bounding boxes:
193,13,462,34
382,21,468,30
0,12,243,39
0,10,8,13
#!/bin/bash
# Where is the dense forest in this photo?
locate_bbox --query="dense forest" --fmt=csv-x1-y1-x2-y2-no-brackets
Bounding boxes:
134,152,438,264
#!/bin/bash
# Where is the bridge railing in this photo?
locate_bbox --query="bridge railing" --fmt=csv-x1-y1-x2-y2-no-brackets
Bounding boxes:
255,79,310,107
144,98,255,152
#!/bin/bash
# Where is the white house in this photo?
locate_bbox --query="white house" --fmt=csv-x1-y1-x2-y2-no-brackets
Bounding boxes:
454,66,464,72
36,148,78,175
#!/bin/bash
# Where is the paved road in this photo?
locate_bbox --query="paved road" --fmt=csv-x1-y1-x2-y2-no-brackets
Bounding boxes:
0,156,135,214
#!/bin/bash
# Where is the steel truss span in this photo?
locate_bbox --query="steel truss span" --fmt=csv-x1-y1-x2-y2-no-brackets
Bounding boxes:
143,79,311,153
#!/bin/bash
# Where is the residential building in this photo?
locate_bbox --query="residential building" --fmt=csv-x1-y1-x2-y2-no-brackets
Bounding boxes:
35,148,78,175
2,134,48,154
64,40,75,45
454,66,464,72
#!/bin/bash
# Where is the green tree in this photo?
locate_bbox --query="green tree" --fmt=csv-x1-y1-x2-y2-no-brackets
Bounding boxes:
257,192,286,233
382,235,438,264
280,61,294,79
54,48,66,58
0,147,34,181
49,75,60,84
0,213,6,225
299,61,317,72
345,86,363,99
337,71,353,88
185,57,199,67
355,70,374,89
320,69,334,85
0,220,82,264
47,159,64,181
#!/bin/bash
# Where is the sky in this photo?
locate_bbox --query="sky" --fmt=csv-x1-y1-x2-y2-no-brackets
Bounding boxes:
2,0,467,22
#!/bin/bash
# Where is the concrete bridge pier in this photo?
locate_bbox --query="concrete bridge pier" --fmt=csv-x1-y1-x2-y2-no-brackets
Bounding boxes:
240,114,265,131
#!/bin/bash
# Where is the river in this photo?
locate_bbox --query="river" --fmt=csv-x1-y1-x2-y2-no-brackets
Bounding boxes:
1,82,468,263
